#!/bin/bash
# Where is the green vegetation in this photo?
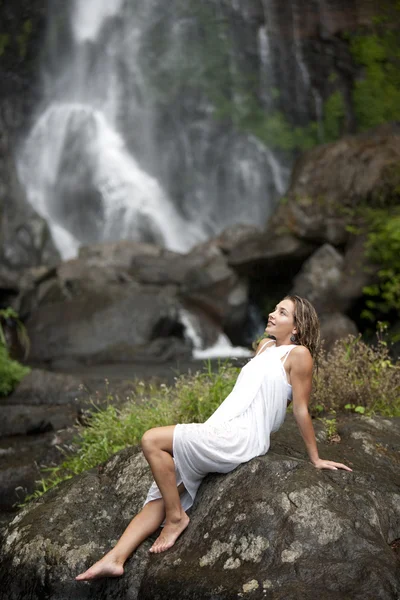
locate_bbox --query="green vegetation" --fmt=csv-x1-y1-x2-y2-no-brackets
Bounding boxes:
350,20,400,130
0,308,30,396
311,330,400,417
322,91,346,142
141,1,400,152
0,33,9,57
0,345,30,396
349,208,400,323
317,411,340,443
16,19,33,60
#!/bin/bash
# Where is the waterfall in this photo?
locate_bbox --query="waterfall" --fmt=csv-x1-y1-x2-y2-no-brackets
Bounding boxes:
179,308,252,359
17,0,291,260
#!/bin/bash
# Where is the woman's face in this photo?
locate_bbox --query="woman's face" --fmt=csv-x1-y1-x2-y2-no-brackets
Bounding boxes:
265,299,296,340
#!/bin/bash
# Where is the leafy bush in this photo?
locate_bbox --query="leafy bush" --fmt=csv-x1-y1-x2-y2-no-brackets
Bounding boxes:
0,308,30,396
311,332,400,417
362,209,400,320
350,26,400,130
0,344,30,396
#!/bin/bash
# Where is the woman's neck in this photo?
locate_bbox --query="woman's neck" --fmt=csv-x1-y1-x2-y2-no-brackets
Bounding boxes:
268,336,292,347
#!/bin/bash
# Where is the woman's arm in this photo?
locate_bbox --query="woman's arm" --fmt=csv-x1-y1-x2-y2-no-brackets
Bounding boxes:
290,347,352,472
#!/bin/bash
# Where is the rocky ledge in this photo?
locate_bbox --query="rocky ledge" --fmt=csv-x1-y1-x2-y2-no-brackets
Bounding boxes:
1,414,399,600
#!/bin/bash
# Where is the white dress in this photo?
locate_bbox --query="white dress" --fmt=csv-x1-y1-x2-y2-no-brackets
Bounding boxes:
143,342,296,513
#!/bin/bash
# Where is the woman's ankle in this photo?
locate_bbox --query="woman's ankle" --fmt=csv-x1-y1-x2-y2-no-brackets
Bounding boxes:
105,548,126,566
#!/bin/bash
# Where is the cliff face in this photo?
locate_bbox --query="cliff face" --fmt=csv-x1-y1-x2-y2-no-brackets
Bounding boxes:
0,0,59,271
228,0,376,129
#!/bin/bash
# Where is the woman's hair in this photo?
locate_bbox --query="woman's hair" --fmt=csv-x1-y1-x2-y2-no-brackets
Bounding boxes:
284,295,321,359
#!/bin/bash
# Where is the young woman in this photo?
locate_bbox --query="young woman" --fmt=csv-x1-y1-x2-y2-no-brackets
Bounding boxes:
76,295,352,581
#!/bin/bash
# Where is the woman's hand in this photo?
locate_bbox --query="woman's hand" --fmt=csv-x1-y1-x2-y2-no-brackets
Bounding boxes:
312,458,352,471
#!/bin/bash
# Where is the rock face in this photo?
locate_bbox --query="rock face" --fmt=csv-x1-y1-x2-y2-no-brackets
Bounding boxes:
13,241,248,364
0,368,162,515
1,414,399,600
270,124,400,246
0,0,60,271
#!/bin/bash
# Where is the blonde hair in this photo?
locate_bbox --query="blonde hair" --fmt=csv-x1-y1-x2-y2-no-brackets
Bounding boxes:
284,295,321,359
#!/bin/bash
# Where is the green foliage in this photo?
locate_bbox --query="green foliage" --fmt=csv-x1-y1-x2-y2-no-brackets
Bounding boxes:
16,19,33,59
0,308,30,396
0,345,30,396
323,91,346,141
0,307,30,357
362,210,400,318
349,7,400,130
24,361,239,502
0,33,9,57
318,411,339,442
240,107,320,152
311,331,400,417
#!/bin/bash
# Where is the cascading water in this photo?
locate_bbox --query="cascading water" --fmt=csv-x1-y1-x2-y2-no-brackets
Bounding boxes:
16,0,329,357
18,0,292,260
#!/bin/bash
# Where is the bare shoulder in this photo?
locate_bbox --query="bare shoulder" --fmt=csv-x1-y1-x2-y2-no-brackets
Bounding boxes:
290,345,313,373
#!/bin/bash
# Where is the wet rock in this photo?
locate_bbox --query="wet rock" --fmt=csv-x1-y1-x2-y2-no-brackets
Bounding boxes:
291,243,344,314
319,312,359,350
1,414,399,600
16,240,245,364
269,124,400,246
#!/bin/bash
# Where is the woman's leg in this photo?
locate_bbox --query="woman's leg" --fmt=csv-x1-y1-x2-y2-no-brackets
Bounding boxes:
75,498,166,580
76,425,189,580
141,425,190,553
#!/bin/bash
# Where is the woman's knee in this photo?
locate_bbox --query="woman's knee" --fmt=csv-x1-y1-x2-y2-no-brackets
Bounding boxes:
141,428,158,454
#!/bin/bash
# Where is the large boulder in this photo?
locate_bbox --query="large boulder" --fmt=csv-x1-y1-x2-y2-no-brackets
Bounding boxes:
21,256,186,364
1,414,399,600
291,244,359,348
291,243,344,314
269,124,400,246
15,240,248,364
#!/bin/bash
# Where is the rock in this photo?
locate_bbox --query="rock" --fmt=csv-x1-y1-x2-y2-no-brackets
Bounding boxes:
0,0,61,272
269,124,400,246
291,243,344,314
79,240,164,272
181,244,247,328
320,312,359,350
336,234,378,314
1,369,87,407
16,240,246,364
227,231,316,278
0,404,77,438
24,273,183,364
1,414,399,599
291,244,359,349
0,430,74,513
0,367,160,515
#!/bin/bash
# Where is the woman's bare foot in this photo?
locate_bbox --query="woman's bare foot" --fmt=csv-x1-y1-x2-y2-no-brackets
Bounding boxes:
149,512,190,554
75,552,124,581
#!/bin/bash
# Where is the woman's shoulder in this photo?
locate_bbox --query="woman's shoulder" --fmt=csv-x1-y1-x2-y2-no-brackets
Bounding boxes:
291,344,311,357
289,345,313,370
